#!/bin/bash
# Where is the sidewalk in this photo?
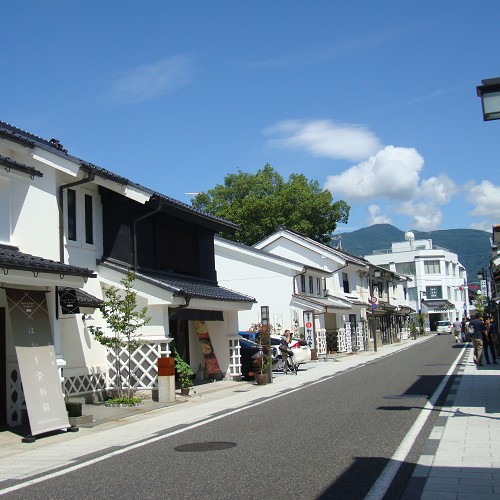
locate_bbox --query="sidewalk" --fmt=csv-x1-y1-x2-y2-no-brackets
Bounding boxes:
403,345,500,500
1,335,497,498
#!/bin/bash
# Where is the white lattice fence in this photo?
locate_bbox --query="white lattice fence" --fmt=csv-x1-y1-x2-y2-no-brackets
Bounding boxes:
7,362,25,426
337,328,350,353
316,329,327,355
106,341,170,390
356,323,366,351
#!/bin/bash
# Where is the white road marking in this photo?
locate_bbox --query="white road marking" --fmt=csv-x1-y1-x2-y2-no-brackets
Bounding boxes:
364,348,464,500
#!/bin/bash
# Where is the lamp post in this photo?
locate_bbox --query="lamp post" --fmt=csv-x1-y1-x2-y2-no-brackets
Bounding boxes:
476,78,500,121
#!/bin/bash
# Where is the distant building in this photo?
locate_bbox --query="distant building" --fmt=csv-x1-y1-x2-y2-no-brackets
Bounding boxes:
364,236,469,330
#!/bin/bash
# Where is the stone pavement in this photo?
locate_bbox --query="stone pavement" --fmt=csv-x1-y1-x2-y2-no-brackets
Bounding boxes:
0,335,499,499
403,346,500,500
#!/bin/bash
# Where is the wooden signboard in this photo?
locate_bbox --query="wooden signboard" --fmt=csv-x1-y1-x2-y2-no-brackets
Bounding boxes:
6,289,70,436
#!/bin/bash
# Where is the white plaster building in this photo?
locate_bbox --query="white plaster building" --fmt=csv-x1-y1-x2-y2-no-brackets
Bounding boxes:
364,236,469,330
0,120,254,430
250,229,412,352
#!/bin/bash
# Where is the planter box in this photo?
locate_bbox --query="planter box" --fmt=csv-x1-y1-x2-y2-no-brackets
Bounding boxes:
65,401,83,417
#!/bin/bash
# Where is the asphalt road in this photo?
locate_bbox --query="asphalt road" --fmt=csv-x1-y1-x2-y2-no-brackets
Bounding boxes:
2,335,465,500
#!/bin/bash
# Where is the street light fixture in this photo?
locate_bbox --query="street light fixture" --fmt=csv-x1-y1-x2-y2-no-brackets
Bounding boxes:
476,78,500,121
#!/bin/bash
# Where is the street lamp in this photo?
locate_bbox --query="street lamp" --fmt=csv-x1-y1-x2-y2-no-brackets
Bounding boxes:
476,78,500,121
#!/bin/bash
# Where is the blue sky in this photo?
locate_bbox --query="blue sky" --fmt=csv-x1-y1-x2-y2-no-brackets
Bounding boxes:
2,1,500,234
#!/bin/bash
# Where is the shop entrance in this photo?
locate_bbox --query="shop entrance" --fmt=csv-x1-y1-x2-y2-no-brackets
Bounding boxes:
169,319,190,362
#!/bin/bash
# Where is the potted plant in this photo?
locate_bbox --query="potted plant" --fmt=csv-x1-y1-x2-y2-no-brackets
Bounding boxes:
64,393,83,417
171,343,194,395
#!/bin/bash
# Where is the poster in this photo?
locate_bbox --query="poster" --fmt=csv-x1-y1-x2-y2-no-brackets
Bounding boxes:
6,289,69,436
193,320,223,379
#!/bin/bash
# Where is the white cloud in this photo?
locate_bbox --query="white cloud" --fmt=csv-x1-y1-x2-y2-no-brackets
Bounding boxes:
398,201,443,231
467,181,500,218
420,175,459,205
469,221,495,232
324,145,424,200
266,119,382,162
366,204,392,225
108,55,193,104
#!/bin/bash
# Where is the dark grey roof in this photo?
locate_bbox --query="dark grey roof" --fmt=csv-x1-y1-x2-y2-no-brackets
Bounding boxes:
60,288,103,308
100,261,255,303
0,244,96,278
0,120,239,233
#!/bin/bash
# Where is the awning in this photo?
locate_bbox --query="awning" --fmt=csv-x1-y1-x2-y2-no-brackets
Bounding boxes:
169,309,224,321
58,288,102,314
422,299,455,310
292,294,352,313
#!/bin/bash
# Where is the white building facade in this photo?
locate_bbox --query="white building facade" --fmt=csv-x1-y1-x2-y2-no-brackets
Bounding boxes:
365,237,469,330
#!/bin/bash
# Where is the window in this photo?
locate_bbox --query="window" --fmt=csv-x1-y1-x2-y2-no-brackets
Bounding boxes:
85,194,94,244
300,275,306,293
66,188,94,245
342,272,350,293
395,262,416,276
426,286,443,299
424,260,441,274
67,189,77,241
308,276,314,294
408,287,417,302
316,277,321,295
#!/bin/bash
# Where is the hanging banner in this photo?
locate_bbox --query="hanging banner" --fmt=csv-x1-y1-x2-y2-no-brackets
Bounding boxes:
58,288,80,315
194,320,223,379
6,289,69,436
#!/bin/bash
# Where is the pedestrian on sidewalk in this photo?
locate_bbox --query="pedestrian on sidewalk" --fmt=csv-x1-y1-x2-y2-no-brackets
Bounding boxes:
483,317,497,365
488,317,500,357
470,313,487,368
452,317,462,343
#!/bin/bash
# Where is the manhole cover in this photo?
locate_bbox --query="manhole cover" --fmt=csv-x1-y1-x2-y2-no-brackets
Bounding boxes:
174,441,237,452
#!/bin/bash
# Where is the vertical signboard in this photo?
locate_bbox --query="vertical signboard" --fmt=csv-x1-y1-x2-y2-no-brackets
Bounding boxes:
303,310,317,360
6,289,69,436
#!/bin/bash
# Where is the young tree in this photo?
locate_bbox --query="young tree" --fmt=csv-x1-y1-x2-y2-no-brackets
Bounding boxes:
191,164,350,245
87,271,151,398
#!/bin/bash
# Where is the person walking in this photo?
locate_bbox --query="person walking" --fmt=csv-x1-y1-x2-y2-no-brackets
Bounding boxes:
484,318,498,364
279,330,292,374
452,317,462,343
490,317,500,357
470,313,487,368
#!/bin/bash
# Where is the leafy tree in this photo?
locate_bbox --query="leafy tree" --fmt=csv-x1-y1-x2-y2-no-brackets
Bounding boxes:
474,293,487,317
87,271,151,398
191,164,350,245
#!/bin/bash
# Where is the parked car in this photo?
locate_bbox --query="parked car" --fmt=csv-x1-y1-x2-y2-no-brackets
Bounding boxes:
436,320,452,335
270,335,311,365
239,338,278,379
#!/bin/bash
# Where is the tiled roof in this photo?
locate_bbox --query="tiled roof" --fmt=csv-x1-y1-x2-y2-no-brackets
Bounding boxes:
0,244,96,278
0,120,239,232
100,261,255,303
60,288,103,308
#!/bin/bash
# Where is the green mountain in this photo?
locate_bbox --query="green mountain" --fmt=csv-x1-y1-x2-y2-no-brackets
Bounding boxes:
337,224,491,284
